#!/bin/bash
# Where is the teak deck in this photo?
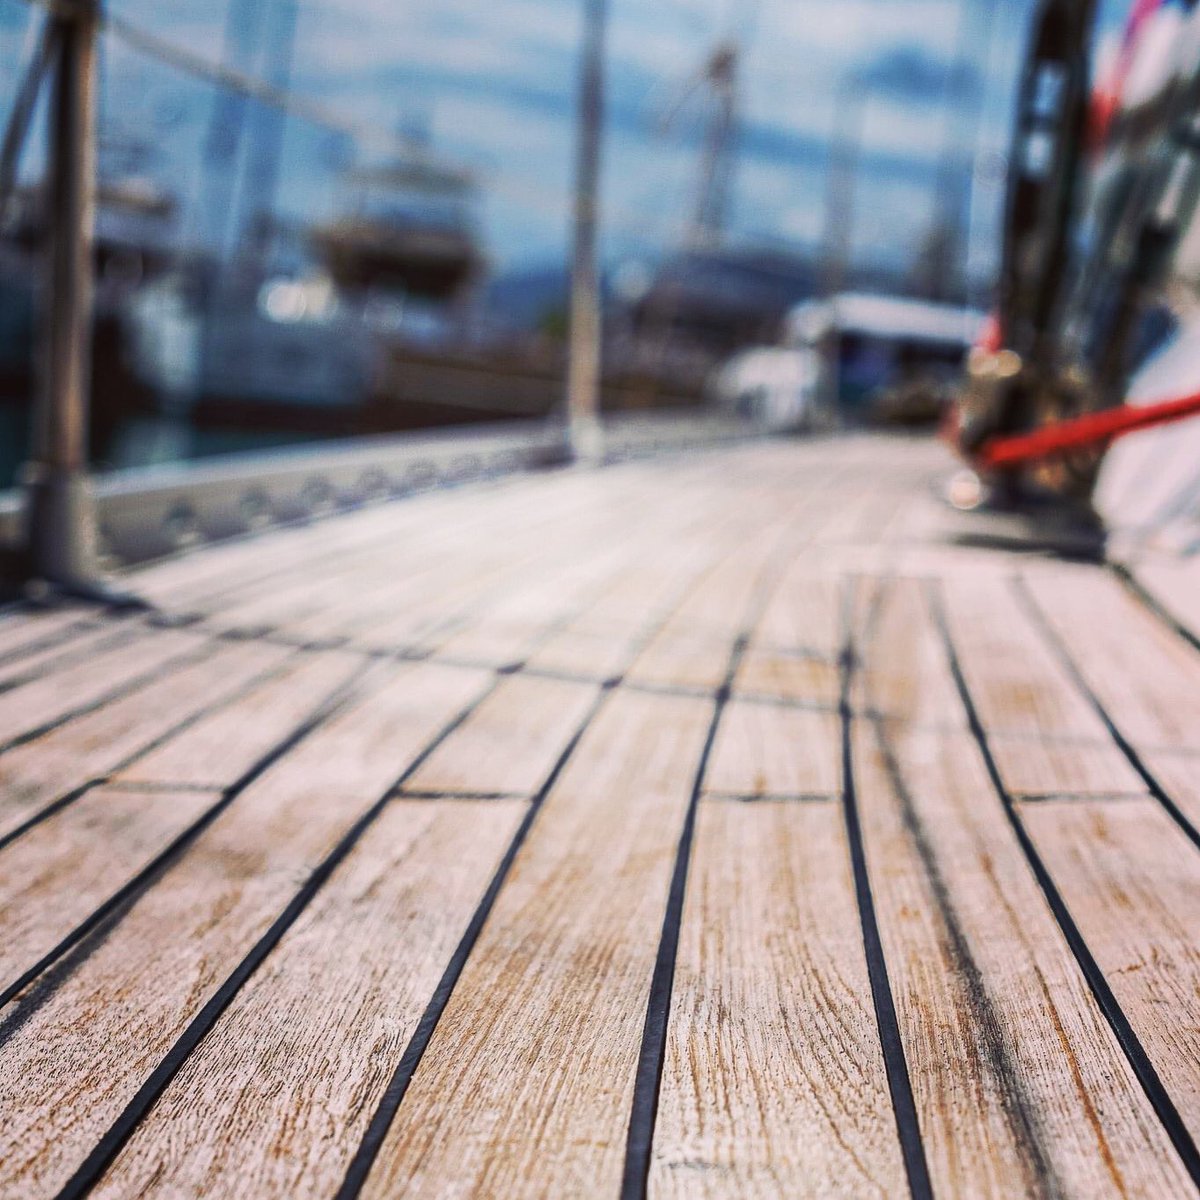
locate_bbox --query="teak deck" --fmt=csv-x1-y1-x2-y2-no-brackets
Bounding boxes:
0,435,1198,1199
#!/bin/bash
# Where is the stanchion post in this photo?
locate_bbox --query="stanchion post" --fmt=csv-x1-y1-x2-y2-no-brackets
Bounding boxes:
565,0,607,464
24,0,105,591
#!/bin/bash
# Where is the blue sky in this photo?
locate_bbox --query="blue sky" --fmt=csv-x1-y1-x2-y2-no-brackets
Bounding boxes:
1,0,1044,284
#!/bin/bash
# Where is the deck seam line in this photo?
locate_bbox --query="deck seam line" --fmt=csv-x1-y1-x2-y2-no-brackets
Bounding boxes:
1111,560,1200,658
703,789,839,804
0,617,101,671
333,683,613,1200
0,648,309,855
0,659,372,1013
337,516,773,1199
840,577,934,1200
619,518,818,1200
1013,575,1200,855
929,578,1200,1188
0,626,140,696
0,620,268,760
51,661,508,1200
617,644,741,1200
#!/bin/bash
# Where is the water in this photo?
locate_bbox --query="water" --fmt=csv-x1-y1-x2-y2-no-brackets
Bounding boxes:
0,402,331,490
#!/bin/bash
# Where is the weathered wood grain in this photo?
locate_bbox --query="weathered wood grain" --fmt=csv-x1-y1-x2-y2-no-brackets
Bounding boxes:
0,606,97,658
0,784,218,991
402,673,598,797
940,573,1111,741
0,623,123,688
1019,797,1200,1147
649,797,904,1198
1,434,1198,1199
704,698,841,798
0,661,491,1196
851,577,968,731
0,626,203,748
0,638,290,840
988,733,1148,799
114,649,362,789
853,721,1192,1198
93,797,526,1199
357,688,713,1199
624,524,789,692
733,648,840,706
1129,559,1200,647
1137,748,1200,830
1023,567,1200,752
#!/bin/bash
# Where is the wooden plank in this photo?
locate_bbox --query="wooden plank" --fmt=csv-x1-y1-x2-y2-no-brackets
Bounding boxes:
0,661,492,1197
704,698,841,799
523,526,727,682
113,649,363,790
0,784,218,992
282,476,621,649
1129,559,1200,647
196,497,505,639
1019,797,1200,1147
0,607,94,663
92,797,527,1198
0,624,122,688
852,721,1193,1198
851,578,968,731
0,639,290,841
624,526,788,692
356,688,713,1199
988,734,1147,799
401,674,598,797
750,568,841,661
1023,567,1200,752
649,797,905,1197
940,573,1111,742
1137,749,1200,831
0,625,203,748
733,649,840,707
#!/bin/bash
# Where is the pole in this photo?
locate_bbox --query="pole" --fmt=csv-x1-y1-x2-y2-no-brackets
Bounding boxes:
24,0,106,591
819,78,866,301
565,0,607,463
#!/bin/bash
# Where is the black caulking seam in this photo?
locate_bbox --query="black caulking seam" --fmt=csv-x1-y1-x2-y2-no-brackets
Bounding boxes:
334,684,612,1200
0,663,372,1015
54,666,505,1200
0,618,99,671
929,580,1200,1188
0,780,104,857
0,640,212,757
97,781,229,795
0,648,307,853
1014,790,1150,804
704,790,838,804
338,543,737,1200
618,522,845,1200
618,654,741,1200
391,788,526,802
1112,562,1200,658
839,580,934,1200
1014,576,1200,855
869,717,1057,1196
0,627,139,696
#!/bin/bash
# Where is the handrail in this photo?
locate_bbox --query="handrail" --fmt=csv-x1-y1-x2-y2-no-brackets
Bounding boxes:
0,414,752,569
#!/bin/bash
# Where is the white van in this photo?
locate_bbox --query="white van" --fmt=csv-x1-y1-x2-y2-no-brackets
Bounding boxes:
785,293,985,423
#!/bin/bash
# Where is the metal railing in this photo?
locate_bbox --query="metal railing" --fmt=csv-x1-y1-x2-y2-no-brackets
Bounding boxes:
0,413,751,570
0,0,761,592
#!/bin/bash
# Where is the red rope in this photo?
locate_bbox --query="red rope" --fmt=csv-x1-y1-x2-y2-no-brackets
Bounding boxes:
975,390,1200,468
